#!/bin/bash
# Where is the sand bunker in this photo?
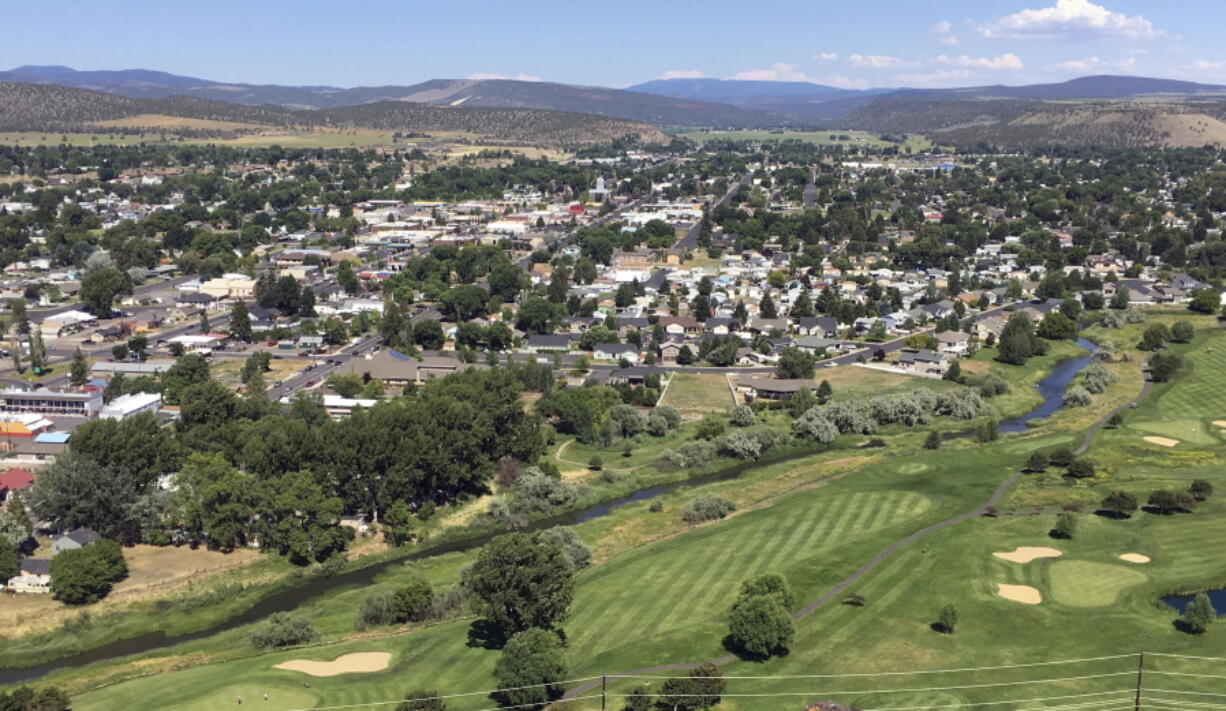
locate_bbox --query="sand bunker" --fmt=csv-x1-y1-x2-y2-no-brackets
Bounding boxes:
1119,553,1151,564
1213,421,1226,428
994,546,1063,564
1143,436,1179,447
997,583,1042,605
275,652,391,677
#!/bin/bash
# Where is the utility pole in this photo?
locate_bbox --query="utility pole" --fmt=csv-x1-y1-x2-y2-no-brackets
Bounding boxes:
601,674,606,711
1135,650,1145,711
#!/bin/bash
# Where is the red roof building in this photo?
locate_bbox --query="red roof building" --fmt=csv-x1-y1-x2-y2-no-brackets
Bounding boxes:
0,468,33,497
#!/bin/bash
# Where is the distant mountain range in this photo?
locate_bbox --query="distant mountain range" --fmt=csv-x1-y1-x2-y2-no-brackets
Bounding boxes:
0,66,775,127
0,82,667,148
6,65,1226,146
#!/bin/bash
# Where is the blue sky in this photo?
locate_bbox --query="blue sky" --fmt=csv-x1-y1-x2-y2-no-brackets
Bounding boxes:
4,0,1225,89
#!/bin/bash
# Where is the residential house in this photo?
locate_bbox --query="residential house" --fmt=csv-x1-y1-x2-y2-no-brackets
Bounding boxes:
524,334,574,353
592,343,640,364
795,316,839,338
658,316,702,336
934,330,971,356
704,317,740,336
737,377,815,401
897,349,950,377
793,336,845,355
747,317,789,335
0,467,33,503
9,558,50,593
660,342,685,365
51,527,101,556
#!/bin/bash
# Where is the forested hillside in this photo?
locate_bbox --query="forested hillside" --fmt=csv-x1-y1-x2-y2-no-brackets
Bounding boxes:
0,82,666,147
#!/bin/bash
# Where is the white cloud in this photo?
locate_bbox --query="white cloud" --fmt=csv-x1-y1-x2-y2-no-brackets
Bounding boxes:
977,0,1156,41
657,69,706,79
815,52,839,63
468,72,542,82
849,54,907,69
895,69,976,86
1182,59,1226,71
1059,56,1101,71
818,74,869,89
1057,56,1138,72
935,53,1024,70
931,20,960,45
731,62,811,81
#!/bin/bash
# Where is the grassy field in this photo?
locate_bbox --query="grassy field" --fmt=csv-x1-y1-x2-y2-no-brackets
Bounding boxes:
659,373,734,417
0,546,260,638
74,434,1044,710
43,322,1226,709
819,365,958,403
0,128,568,157
673,129,934,152
210,357,308,391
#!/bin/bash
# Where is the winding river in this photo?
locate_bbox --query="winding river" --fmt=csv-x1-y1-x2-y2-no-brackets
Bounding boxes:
0,448,822,685
0,340,1102,685
998,337,1098,433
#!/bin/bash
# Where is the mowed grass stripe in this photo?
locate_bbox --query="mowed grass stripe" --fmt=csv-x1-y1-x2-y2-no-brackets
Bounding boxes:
655,512,806,628
758,502,834,576
610,530,749,641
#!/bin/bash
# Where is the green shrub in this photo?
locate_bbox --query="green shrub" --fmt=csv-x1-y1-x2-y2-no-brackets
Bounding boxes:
249,612,320,649
681,496,736,524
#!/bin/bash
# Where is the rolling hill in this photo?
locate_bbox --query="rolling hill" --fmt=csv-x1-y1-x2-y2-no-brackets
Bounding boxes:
8,66,1226,145
0,82,667,147
836,95,1226,149
0,66,777,127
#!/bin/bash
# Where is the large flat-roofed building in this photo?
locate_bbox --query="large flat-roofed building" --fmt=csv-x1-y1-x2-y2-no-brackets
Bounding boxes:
90,360,176,377
0,389,103,417
99,392,162,420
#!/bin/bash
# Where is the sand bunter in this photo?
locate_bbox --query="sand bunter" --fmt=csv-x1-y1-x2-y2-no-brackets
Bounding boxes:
274,652,392,677
996,584,1042,605
994,546,1063,564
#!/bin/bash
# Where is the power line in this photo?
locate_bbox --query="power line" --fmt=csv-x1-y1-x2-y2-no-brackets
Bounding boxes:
1143,688,1226,699
1147,651,1226,663
289,693,604,711
609,671,1135,697
278,675,601,711
860,693,1135,711
607,653,1136,680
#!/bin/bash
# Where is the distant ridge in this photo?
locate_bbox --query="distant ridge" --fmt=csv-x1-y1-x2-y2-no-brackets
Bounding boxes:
0,82,667,147
5,65,1226,137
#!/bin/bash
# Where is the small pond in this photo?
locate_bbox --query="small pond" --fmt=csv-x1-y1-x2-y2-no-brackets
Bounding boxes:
1162,588,1226,614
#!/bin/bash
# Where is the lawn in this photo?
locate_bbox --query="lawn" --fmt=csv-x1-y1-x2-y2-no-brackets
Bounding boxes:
1096,324,1226,451
72,434,1057,710
210,357,308,391
53,324,1226,709
818,365,958,403
659,373,733,417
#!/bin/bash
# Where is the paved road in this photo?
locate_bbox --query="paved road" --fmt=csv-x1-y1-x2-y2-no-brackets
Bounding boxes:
802,165,818,207
676,173,751,250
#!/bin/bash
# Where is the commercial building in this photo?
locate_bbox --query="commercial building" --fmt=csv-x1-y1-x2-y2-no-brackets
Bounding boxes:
0,389,103,417
99,392,163,420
